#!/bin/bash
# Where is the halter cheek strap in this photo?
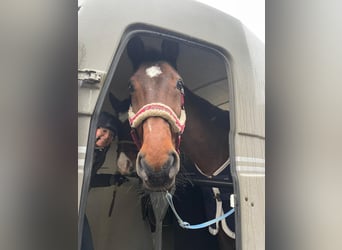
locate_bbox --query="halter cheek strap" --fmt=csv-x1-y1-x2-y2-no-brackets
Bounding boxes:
130,129,141,149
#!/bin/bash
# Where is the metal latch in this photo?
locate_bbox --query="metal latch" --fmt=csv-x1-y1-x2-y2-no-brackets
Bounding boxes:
78,69,105,88
230,194,235,208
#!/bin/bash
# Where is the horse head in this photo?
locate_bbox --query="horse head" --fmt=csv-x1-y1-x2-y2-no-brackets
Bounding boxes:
109,92,138,175
127,36,185,191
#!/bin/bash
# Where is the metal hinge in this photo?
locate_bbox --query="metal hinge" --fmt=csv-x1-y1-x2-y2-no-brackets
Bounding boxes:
78,69,106,88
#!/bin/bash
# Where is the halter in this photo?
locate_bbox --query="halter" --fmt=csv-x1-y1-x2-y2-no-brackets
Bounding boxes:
128,103,186,133
128,102,186,151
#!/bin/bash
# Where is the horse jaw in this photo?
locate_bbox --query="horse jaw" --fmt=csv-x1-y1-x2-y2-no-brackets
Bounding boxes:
117,152,134,175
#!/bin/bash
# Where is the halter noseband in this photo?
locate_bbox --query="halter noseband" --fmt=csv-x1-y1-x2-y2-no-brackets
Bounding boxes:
128,103,186,151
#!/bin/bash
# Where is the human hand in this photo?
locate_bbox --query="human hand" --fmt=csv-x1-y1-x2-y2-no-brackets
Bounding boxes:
96,127,114,147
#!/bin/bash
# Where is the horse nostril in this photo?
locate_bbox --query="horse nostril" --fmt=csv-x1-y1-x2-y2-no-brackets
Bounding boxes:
168,153,175,167
137,154,143,166
136,153,148,181
168,151,179,179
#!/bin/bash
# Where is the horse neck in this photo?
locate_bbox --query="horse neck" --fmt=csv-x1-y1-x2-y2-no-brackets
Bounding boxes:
119,120,132,141
181,89,230,176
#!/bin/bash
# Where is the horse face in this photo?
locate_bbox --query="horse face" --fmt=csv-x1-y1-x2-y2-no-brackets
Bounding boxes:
116,120,138,175
128,62,185,191
117,149,136,175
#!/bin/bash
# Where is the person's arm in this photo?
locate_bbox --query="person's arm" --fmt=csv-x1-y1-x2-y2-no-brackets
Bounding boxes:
89,147,109,188
90,146,128,188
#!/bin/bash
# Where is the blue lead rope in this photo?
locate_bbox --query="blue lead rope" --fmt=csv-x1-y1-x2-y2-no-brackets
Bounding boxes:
165,191,235,230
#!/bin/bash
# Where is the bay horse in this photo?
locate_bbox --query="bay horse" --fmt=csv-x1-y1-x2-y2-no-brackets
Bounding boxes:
109,93,138,176
126,37,235,250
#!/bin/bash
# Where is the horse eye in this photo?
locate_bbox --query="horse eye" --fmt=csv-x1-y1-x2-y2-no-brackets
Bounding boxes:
176,79,184,92
128,82,134,93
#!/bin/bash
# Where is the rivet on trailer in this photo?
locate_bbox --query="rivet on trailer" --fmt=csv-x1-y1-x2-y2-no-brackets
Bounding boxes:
78,1,264,249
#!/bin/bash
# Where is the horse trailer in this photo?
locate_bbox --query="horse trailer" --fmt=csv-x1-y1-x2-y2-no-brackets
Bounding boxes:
78,0,264,249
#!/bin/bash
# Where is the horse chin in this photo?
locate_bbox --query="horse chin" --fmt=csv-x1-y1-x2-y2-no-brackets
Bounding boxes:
136,149,180,191
142,178,175,192
136,167,175,191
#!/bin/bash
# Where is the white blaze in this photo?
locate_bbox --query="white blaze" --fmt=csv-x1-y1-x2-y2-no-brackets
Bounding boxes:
146,66,162,78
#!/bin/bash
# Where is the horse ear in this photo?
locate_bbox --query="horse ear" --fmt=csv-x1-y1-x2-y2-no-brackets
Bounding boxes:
127,36,145,71
109,92,130,115
161,40,179,70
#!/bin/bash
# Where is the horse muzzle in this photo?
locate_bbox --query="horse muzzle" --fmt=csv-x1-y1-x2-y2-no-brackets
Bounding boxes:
136,151,179,191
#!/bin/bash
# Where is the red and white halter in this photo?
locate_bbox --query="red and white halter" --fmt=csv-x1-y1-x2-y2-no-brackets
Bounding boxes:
128,103,186,150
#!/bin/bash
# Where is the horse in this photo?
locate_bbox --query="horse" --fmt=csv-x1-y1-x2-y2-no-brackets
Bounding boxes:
109,93,138,176
109,93,226,250
126,36,235,250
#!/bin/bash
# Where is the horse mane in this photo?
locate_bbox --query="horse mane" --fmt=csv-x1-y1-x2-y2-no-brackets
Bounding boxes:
184,86,230,130
118,119,132,141
135,50,166,70
140,50,164,64
134,49,178,71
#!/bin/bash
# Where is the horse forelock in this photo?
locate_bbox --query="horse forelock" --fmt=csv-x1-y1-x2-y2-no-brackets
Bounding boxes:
133,49,177,72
